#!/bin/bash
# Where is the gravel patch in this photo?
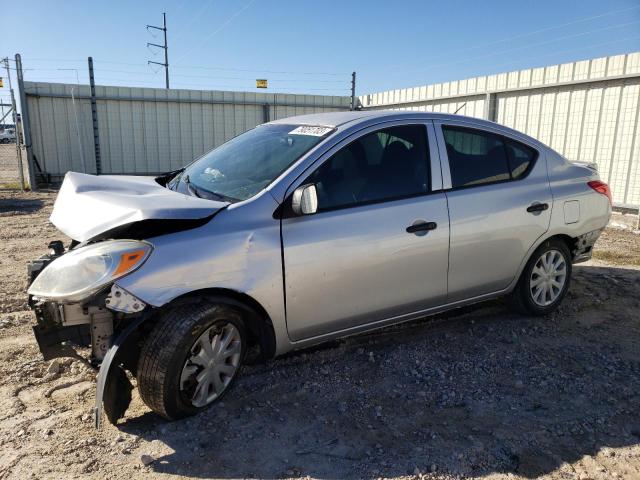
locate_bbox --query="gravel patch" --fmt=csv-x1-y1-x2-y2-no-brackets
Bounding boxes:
0,189,639,479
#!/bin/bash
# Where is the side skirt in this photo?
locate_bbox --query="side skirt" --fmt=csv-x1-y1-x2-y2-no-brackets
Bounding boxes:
288,287,511,351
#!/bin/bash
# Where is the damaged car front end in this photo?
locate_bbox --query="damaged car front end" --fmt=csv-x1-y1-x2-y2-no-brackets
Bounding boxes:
27,239,153,426
24,121,330,428
25,169,230,427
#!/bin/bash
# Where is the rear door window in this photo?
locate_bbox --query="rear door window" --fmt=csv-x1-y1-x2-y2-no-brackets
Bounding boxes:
443,126,510,188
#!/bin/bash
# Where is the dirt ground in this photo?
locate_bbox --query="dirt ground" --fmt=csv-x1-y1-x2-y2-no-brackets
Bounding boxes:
1,189,639,480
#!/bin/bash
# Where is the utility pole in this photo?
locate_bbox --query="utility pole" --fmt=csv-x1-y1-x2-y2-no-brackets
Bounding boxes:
350,71,357,111
3,57,25,190
147,13,169,89
88,57,101,175
15,54,36,190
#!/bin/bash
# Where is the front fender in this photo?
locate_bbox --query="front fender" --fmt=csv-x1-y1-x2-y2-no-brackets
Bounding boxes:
94,314,149,428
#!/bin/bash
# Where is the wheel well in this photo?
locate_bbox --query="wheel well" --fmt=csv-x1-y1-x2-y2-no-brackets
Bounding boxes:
168,288,277,362
546,234,578,259
511,233,579,293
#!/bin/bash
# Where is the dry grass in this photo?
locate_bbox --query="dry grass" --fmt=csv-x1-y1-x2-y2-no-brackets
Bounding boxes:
592,227,640,266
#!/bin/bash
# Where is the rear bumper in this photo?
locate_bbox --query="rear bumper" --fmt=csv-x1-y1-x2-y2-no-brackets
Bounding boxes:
572,228,604,264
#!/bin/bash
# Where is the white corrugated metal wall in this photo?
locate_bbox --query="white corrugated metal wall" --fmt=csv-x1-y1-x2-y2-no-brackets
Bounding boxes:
24,81,351,179
359,53,640,207
22,53,640,206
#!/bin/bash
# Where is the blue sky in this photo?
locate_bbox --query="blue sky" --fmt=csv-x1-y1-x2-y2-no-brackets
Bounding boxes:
1,0,640,101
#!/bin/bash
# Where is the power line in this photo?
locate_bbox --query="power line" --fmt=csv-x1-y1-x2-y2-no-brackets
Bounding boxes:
173,0,256,65
20,57,348,76
172,64,349,76
403,19,640,74
171,0,217,43
18,72,351,92
387,4,640,70
485,6,638,52
75,68,348,83
169,0,194,20
373,37,640,93
18,66,352,89
15,4,639,95
16,3,640,76
480,37,640,75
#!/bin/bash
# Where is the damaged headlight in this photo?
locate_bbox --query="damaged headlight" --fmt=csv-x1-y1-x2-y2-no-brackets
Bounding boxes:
28,240,153,302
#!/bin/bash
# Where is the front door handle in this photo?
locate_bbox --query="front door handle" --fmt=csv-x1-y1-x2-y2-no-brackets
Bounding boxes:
406,221,437,234
526,203,549,213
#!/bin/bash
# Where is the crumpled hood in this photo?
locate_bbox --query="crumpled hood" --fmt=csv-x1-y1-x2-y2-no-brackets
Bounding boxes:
50,172,228,241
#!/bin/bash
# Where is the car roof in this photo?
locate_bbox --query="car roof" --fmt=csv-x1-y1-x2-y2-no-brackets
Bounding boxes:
267,110,384,127
267,110,544,149
266,110,494,129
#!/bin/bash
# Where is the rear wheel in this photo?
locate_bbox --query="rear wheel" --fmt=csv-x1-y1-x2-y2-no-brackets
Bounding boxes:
138,298,246,420
510,239,572,316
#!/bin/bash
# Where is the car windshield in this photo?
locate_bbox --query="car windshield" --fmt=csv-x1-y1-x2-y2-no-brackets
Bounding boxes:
173,124,332,202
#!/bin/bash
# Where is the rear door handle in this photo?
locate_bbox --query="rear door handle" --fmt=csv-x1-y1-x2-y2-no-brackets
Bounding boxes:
526,203,549,213
406,221,437,234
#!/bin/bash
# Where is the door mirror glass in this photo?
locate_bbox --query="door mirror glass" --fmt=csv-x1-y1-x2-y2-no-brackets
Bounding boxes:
291,184,318,215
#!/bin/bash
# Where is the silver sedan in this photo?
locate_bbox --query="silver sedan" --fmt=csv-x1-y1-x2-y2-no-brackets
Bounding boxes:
26,111,611,425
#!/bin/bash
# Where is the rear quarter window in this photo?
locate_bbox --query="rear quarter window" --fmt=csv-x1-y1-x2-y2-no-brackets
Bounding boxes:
504,139,537,179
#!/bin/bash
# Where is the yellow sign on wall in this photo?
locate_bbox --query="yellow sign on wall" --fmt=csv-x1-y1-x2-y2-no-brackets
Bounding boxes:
0,78,3,88
256,79,268,89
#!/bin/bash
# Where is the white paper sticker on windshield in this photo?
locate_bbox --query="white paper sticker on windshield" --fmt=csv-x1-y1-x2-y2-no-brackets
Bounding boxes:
288,125,333,136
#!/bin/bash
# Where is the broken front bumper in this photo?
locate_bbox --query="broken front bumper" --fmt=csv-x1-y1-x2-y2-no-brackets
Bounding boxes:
28,250,87,360
27,246,148,363
27,250,153,427
30,299,114,363
31,307,91,361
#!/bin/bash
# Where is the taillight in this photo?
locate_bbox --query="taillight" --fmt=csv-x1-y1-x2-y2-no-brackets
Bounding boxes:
588,180,612,204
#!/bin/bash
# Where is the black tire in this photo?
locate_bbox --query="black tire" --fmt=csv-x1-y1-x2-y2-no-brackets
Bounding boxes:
510,238,572,316
138,297,246,420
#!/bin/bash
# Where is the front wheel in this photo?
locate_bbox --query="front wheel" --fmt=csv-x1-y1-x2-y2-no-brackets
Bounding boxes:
510,239,572,316
138,299,246,420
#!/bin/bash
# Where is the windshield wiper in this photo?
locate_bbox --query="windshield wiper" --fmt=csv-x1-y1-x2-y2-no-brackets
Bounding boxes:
182,174,202,198
159,167,186,190
194,185,238,203
182,174,237,203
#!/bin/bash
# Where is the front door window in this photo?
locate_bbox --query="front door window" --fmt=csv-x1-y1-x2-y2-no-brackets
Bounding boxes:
308,125,430,211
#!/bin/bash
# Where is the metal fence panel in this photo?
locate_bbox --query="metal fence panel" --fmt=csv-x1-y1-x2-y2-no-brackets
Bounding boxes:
27,83,94,177
0,144,28,188
23,82,350,181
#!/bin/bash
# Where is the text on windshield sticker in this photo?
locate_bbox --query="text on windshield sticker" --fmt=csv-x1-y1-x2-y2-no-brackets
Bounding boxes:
288,126,333,136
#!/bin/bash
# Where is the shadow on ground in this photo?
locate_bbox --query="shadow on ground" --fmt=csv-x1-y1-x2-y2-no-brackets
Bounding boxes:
0,198,43,215
118,265,640,479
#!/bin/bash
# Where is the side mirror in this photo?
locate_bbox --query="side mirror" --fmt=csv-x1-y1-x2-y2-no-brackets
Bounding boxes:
291,184,318,216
